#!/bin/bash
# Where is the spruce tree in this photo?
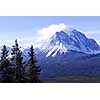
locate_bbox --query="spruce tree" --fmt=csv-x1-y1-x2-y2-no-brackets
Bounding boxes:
27,45,41,83
0,45,14,82
11,40,25,82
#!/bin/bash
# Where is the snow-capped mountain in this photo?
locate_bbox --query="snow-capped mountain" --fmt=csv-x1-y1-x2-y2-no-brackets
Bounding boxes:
40,28,100,57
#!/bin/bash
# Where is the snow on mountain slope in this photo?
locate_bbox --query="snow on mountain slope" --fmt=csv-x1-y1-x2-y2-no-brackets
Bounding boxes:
40,28,100,57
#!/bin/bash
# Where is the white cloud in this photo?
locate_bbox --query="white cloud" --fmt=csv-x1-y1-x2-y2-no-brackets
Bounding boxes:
1,24,99,48
37,23,72,41
35,24,100,47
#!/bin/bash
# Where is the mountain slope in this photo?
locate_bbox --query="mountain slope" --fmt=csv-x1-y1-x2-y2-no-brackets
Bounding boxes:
40,29,100,57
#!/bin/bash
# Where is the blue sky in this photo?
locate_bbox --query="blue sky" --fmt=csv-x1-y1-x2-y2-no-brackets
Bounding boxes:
0,16,100,47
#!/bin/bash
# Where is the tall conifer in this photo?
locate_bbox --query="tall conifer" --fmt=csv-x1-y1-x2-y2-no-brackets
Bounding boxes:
0,45,14,82
27,45,41,82
11,40,25,82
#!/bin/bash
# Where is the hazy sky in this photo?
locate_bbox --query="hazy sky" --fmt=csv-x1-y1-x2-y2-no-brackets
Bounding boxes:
0,16,100,47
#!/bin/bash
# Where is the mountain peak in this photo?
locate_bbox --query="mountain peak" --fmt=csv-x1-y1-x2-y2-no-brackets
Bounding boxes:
40,29,100,57
55,28,83,38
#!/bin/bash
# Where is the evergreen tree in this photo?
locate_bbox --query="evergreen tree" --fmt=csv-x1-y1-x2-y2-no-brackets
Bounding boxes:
0,45,14,82
11,40,25,82
27,45,41,83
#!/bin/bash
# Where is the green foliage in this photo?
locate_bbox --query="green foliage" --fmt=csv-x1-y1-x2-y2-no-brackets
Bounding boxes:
26,45,41,83
0,40,41,83
0,45,15,82
11,40,25,82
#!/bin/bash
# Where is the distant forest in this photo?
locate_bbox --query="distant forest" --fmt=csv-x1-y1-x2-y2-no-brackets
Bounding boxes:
0,40,41,83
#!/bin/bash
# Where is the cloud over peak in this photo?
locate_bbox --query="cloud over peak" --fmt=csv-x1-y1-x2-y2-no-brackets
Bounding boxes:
37,23,73,41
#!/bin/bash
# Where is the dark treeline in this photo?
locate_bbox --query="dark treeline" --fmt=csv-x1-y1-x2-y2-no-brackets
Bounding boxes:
0,40,41,83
